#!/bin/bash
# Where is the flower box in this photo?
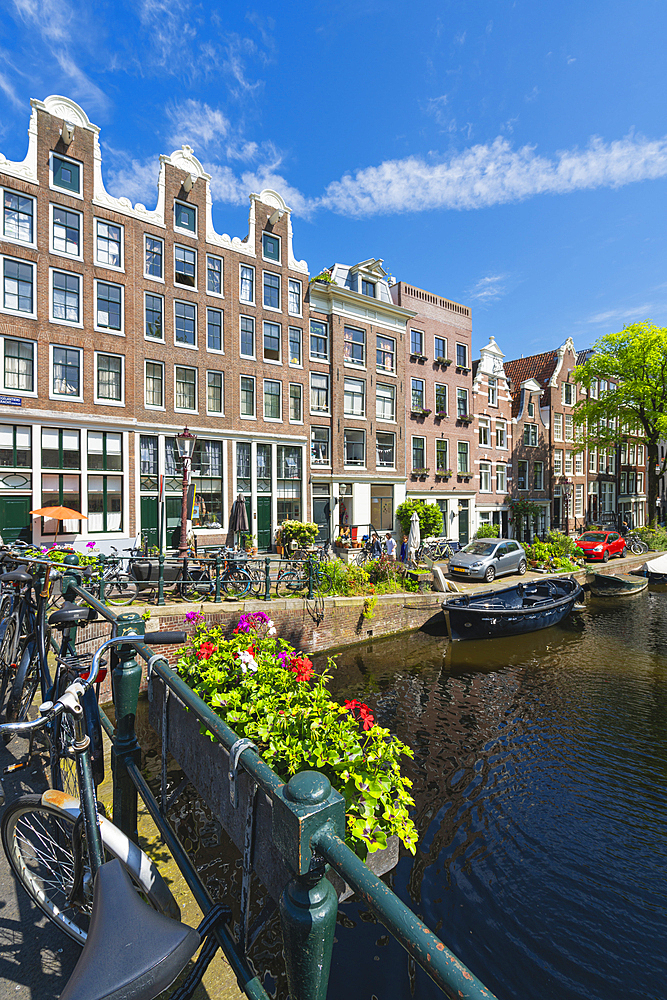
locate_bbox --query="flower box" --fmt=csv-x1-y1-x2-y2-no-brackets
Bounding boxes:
434,410,448,418
435,357,452,367
456,366,471,374
457,415,473,425
148,674,399,903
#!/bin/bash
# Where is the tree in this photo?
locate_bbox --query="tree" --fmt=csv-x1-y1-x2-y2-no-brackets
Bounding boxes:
573,321,667,527
395,499,443,538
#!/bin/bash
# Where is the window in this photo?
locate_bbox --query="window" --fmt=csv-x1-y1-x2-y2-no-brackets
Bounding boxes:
344,429,365,466
554,449,563,475
589,448,597,472
240,376,255,417
263,272,280,310
456,343,468,368
96,281,122,332
527,401,535,418
575,452,584,475
207,371,223,413
88,431,122,471
3,258,34,315
589,379,598,399
436,440,448,472
262,232,280,262
554,413,563,441
95,353,123,403
175,366,197,411
288,327,302,366
145,293,163,340
310,320,329,361
51,153,81,195
377,432,395,468
263,321,281,362
457,441,470,474
620,472,627,494
376,383,395,421
288,279,301,316
434,336,447,361
412,437,425,469
479,419,489,446
435,383,447,414
145,361,164,408
310,373,329,413
523,424,538,446
344,377,365,417
608,451,616,475
263,379,281,420
95,220,122,268
534,461,544,490
0,425,30,467
638,444,645,465
517,460,528,490
237,442,251,485
575,484,584,517
207,255,222,295
344,326,365,366
410,329,424,355
311,427,330,465
563,382,575,405
496,421,506,448
410,378,425,411
3,338,35,393
456,388,469,418
600,380,608,395
637,473,645,493
42,428,80,469
207,308,223,352
52,346,82,398
496,464,506,492
564,414,574,441
240,316,255,358
88,475,122,533
376,334,395,373
289,383,302,422
175,301,196,346
3,190,34,244
145,236,163,279
480,462,491,492
174,201,196,234
175,245,196,288
41,472,81,533
488,377,498,406
361,279,375,297
52,206,81,257
240,265,254,303
565,451,573,475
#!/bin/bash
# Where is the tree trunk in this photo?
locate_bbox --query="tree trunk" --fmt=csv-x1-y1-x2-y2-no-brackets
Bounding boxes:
647,439,659,528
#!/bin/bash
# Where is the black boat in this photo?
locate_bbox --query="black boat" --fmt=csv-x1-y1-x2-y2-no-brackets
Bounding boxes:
437,576,583,641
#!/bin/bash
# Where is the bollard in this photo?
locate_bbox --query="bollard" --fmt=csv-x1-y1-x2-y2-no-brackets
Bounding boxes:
307,554,314,600
157,551,165,607
264,556,272,602
215,552,222,603
111,612,144,842
97,552,106,604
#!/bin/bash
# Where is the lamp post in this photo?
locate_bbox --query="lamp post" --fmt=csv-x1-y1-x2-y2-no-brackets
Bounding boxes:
175,427,197,561
559,475,573,535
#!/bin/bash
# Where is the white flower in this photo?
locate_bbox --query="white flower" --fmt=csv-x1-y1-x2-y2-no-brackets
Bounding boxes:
268,626,277,636
238,650,258,673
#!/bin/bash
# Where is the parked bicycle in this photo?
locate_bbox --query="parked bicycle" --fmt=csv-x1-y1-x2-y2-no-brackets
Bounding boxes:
626,533,649,555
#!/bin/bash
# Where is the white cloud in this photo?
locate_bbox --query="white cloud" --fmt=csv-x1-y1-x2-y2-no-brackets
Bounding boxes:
319,132,667,217
206,161,313,218
166,100,230,150
586,304,657,325
103,150,160,207
466,274,509,303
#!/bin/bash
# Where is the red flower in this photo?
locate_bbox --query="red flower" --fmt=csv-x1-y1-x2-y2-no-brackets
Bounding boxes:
197,641,216,661
288,655,314,682
344,699,375,730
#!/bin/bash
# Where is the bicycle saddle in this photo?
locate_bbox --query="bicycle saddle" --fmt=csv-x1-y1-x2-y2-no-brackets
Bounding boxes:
49,602,98,627
0,569,33,584
61,859,200,1000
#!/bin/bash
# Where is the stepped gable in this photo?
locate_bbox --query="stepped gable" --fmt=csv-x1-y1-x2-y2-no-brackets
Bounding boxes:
504,350,557,417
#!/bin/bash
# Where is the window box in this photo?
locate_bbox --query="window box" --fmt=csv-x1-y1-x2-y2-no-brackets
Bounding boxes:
435,469,453,480
411,408,431,419
458,474,472,483
457,414,473,425
435,357,452,367
411,467,430,479
456,366,471,375
435,410,448,419
409,353,428,363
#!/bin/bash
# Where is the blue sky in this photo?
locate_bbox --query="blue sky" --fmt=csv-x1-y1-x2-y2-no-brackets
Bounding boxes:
1,1,667,361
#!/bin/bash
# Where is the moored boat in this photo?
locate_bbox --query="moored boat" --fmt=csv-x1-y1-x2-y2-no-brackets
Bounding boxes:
588,572,648,597
435,576,583,641
633,553,667,584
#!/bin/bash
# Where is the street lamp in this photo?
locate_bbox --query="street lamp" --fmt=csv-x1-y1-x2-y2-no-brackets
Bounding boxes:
175,427,197,560
559,475,573,535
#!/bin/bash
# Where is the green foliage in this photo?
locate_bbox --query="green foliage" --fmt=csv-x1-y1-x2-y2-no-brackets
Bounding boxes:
177,616,418,857
546,530,581,559
310,270,334,283
395,499,443,538
362,596,378,619
636,526,667,551
475,523,500,538
508,498,541,523
524,536,584,572
278,520,319,548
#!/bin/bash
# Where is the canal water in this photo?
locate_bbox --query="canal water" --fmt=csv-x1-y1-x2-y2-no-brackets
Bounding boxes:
140,589,667,1000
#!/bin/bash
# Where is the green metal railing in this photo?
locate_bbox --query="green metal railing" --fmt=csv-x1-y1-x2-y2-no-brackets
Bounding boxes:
2,545,499,1000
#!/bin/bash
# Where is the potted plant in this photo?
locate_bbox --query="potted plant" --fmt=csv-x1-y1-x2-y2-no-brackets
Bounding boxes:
457,413,473,425
435,356,452,367
279,519,319,551
420,408,432,417
435,468,453,480
435,409,448,418
456,365,471,374
244,533,258,556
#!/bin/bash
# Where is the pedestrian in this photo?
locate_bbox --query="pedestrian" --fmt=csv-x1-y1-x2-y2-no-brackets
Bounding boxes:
385,533,396,561
400,535,408,562
370,532,382,558
619,517,629,537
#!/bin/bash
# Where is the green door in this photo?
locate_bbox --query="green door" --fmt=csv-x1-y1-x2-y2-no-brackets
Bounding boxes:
257,497,271,550
140,496,159,550
458,501,469,546
166,496,182,550
0,495,32,545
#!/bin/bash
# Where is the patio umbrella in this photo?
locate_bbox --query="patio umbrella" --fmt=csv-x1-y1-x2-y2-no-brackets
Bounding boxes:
407,511,421,566
226,495,249,547
30,506,87,548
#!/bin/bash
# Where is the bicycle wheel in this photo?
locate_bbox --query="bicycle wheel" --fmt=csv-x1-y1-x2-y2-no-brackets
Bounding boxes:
105,572,138,606
5,644,40,727
222,567,252,599
246,565,265,599
2,795,177,946
0,615,18,709
280,571,306,594
179,568,214,602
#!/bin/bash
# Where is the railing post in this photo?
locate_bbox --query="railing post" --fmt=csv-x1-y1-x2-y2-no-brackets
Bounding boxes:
307,554,314,600
215,552,222,603
157,551,165,607
111,612,144,842
275,772,344,1000
97,552,106,604
61,552,80,603
264,556,272,602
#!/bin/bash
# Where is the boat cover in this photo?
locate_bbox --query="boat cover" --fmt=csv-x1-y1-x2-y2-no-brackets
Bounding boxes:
643,553,667,575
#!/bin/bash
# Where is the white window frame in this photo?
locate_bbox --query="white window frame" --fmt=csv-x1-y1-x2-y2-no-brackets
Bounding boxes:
411,378,425,412
206,370,224,415
49,267,82,328
410,329,424,355
533,461,544,491
456,387,469,418
376,430,396,469
554,449,563,475
309,320,329,362
173,200,197,238
344,428,366,468
239,264,255,306
456,342,468,368
434,335,448,362
496,464,506,493
263,378,282,422
376,333,396,375
206,254,224,298
434,382,448,415
288,278,302,317
288,326,302,368
0,335,37,397
240,374,257,420
49,343,84,403
479,461,491,493
310,372,330,415
523,423,538,447
94,279,124,336
376,382,396,422
1,186,37,248
575,452,584,475
565,451,574,475
343,325,366,369
562,382,576,405
517,459,529,490
174,364,198,413
49,151,83,200
554,413,563,441
479,418,490,447
344,376,366,418
49,203,83,261
262,231,281,264
262,270,281,313
495,420,507,449
1,255,37,320
144,359,165,410
239,315,255,360
457,440,470,475
144,291,165,342
288,382,303,424
173,299,198,350
262,320,282,365
174,243,198,292
206,307,224,355
564,413,574,442
144,234,165,282
310,426,331,467
488,377,498,407
94,351,125,407
436,439,449,473
93,217,124,272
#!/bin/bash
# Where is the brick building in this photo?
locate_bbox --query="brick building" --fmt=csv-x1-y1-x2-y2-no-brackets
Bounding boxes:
471,336,512,536
390,282,475,545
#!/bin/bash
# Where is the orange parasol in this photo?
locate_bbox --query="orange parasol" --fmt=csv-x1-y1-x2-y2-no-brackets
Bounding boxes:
30,506,87,546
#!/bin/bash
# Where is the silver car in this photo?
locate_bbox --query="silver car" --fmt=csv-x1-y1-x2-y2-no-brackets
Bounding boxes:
448,538,527,583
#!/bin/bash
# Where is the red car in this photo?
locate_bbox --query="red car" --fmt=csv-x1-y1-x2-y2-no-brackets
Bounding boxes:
575,530,626,562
